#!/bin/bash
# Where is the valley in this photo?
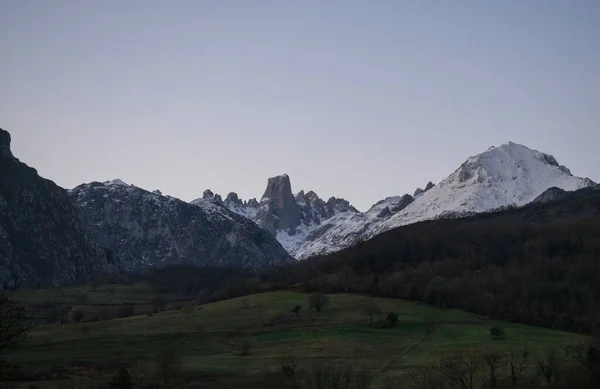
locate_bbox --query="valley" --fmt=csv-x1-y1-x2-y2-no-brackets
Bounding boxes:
8,286,583,389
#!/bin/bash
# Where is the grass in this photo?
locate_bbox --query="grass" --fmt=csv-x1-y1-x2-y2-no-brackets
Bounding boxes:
9,287,584,388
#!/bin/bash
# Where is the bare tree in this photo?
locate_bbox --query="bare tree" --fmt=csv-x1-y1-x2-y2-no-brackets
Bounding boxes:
0,290,30,378
155,347,182,389
505,350,529,388
362,300,382,325
537,347,559,385
432,351,484,389
291,305,301,317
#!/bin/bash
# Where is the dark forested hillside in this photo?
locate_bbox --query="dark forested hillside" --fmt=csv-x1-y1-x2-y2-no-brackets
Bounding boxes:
297,188,600,332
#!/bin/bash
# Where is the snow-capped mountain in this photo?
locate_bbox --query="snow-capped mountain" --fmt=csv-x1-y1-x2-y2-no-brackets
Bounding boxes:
192,174,359,255
71,180,293,271
202,142,595,260
376,142,595,234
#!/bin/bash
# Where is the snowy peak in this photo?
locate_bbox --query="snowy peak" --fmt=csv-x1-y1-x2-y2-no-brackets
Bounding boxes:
194,174,360,254
378,141,595,233
103,178,129,187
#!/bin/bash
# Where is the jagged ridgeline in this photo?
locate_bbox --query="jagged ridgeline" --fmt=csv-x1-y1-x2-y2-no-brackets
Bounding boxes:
0,129,117,287
0,128,293,288
198,143,595,260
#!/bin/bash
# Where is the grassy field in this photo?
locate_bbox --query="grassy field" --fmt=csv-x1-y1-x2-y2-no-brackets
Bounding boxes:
9,285,584,388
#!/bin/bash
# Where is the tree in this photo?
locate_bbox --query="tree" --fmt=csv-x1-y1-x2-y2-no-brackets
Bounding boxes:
0,290,30,375
309,293,330,312
69,306,85,323
155,347,181,389
432,351,484,389
386,312,399,327
291,305,301,317
362,300,382,325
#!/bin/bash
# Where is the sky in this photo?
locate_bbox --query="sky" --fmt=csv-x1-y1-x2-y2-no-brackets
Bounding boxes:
1,1,599,211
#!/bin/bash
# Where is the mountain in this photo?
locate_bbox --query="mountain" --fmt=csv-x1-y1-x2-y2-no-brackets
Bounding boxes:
376,142,595,233
0,129,117,287
196,174,360,258
209,142,595,259
71,180,293,271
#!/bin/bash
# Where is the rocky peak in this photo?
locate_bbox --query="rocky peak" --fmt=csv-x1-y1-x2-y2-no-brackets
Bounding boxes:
414,181,435,197
225,192,242,205
262,174,292,200
326,197,357,213
258,174,301,233
0,128,14,159
203,189,214,199
247,198,259,208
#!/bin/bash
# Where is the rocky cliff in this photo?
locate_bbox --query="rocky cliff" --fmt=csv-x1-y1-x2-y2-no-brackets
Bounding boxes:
0,129,117,287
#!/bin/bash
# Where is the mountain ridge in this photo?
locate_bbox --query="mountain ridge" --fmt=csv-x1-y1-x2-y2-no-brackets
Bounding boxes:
200,141,595,259
71,179,293,271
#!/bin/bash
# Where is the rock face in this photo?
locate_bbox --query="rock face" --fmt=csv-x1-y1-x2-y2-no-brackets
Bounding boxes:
0,129,117,287
413,181,435,198
258,174,302,233
71,181,293,271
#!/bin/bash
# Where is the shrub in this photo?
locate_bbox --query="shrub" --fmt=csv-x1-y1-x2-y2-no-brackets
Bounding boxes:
291,305,302,317
309,293,330,312
386,312,399,327
69,307,85,323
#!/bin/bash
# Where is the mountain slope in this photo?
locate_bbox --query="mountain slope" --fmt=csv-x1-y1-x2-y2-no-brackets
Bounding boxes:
71,180,293,271
0,129,117,287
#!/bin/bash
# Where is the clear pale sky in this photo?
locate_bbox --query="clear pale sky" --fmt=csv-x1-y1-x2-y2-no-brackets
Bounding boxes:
1,1,598,211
